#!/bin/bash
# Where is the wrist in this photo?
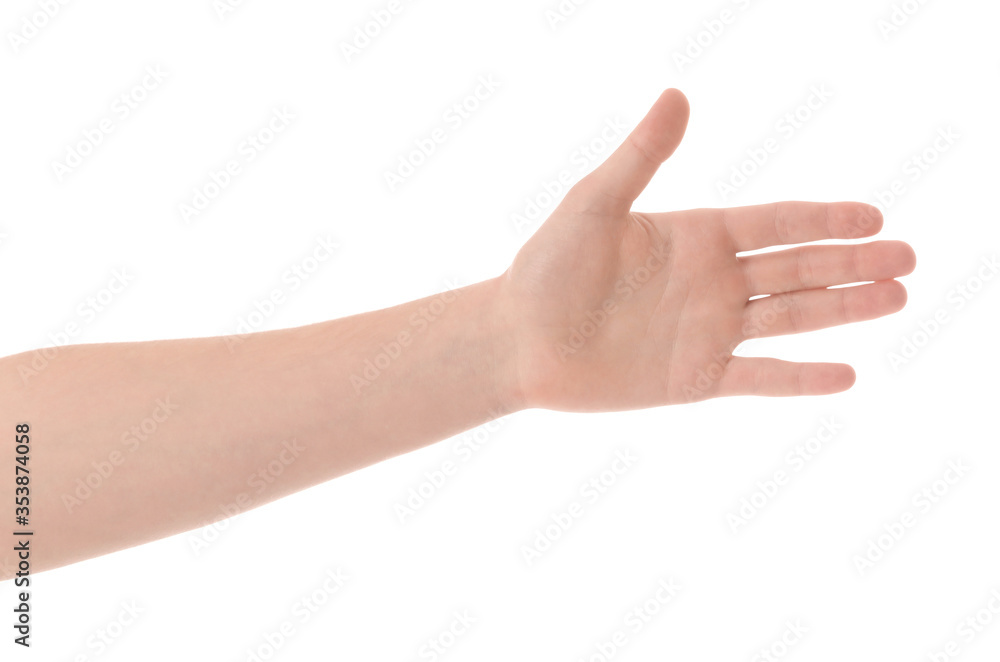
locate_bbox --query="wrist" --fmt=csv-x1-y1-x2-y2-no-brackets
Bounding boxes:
476,275,530,416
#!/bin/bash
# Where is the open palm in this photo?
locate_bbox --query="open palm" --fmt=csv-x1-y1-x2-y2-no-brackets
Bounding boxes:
500,89,915,412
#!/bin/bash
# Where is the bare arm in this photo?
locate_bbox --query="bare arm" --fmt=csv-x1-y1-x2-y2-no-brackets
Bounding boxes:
1,278,519,577
0,88,915,578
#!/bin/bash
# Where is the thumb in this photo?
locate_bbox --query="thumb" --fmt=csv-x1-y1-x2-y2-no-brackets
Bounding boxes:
579,88,689,212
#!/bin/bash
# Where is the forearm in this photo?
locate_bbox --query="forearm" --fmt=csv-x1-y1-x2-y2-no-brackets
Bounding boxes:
0,276,522,578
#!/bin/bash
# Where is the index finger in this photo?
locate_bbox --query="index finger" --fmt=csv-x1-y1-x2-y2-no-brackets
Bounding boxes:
720,201,884,252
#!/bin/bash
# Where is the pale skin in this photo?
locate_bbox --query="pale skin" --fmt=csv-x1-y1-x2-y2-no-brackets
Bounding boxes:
0,88,915,579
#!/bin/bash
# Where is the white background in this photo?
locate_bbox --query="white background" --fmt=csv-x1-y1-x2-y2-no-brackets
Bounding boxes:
1,0,999,660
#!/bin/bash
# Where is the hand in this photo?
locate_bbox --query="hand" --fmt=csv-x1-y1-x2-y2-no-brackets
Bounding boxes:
498,89,916,412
